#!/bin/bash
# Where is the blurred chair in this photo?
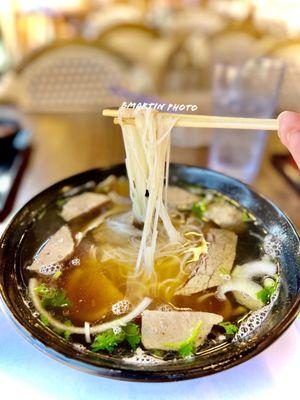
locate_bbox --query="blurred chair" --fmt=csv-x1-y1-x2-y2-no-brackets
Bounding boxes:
269,39,300,111
97,23,177,92
209,21,264,65
160,7,225,37
0,39,133,112
83,4,143,38
97,23,159,65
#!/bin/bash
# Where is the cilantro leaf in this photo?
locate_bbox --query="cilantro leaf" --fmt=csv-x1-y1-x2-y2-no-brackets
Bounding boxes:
35,284,70,309
219,322,238,335
123,323,141,350
91,323,141,353
91,328,126,353
192,200,207,219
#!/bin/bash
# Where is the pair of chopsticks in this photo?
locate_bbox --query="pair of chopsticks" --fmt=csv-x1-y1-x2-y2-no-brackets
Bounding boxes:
102,109,279,131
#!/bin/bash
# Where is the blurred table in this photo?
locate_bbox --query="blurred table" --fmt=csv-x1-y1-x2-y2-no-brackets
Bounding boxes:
0,309,299,400
13,112,300,227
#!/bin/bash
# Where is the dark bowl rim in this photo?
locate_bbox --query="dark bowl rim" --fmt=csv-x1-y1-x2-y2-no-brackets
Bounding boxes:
0,163,299,382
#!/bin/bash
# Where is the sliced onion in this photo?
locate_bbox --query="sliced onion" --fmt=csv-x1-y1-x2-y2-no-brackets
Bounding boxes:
29,278,152,335
84,322,91,343
232,259,276,280
216,278,264,311
233,291,264,311
106,212,142,237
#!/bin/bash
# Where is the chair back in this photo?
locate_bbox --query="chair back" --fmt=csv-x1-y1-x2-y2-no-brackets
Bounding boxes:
14,41,131,112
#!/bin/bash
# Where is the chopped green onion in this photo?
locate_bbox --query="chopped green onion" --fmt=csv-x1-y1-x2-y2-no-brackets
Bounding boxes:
40,314,50,326
256,275,279,304
192,200,207,219
164,321,202,358
242,210,252,223
219,322,238,335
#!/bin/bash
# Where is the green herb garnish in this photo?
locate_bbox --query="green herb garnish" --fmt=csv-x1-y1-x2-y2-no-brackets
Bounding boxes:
91,329,125,353
256,275,279,304
192,200,207,219
219,266,230,277
39,313,72,340
56,198,67,207
63,320,73,340
52,271,62,280
40,314,50,326
37,209,46,220
91,323,141,353
219,321,238,335
123,323,141,350
51,320,72,339
151,349,165,358
242,210,252,223
164,321,202,358
35,284,70,309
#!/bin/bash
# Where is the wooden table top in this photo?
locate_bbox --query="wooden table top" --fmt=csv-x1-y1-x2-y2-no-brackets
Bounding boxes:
12,112,299,227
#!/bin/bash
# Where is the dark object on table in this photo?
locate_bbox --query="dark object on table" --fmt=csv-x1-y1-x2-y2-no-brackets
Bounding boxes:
0,119,31,220
0,120,19,160
272,153,300,194
0,165,299,381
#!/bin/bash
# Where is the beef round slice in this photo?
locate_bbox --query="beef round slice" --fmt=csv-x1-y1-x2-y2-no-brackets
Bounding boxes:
27,225,74,272
167,186,199,209
176,228,237,296
205,201,245,233
61,192,109,222
141,310,223,351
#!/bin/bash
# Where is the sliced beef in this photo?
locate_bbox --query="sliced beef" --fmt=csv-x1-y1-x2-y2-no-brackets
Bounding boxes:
176,228,237,296
205,201,244,233
28,225,74,272
167,186,199,209
61,192,109,222
141,310,223,351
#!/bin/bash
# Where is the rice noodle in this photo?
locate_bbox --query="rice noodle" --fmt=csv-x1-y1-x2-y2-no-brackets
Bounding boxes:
118,108,181,274
98,218,204,268
29,278,152,335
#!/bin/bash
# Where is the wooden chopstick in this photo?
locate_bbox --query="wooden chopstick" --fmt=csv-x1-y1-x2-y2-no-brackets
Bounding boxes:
102,109,279,131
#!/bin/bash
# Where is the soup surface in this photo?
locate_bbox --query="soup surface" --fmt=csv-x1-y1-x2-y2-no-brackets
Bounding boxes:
25,176,279,361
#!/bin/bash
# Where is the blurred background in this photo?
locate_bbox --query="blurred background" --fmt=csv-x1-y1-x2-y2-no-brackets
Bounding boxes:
0,0,299,226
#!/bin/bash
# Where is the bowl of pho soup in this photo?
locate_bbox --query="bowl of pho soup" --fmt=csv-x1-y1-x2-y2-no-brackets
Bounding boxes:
0,109,299,381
